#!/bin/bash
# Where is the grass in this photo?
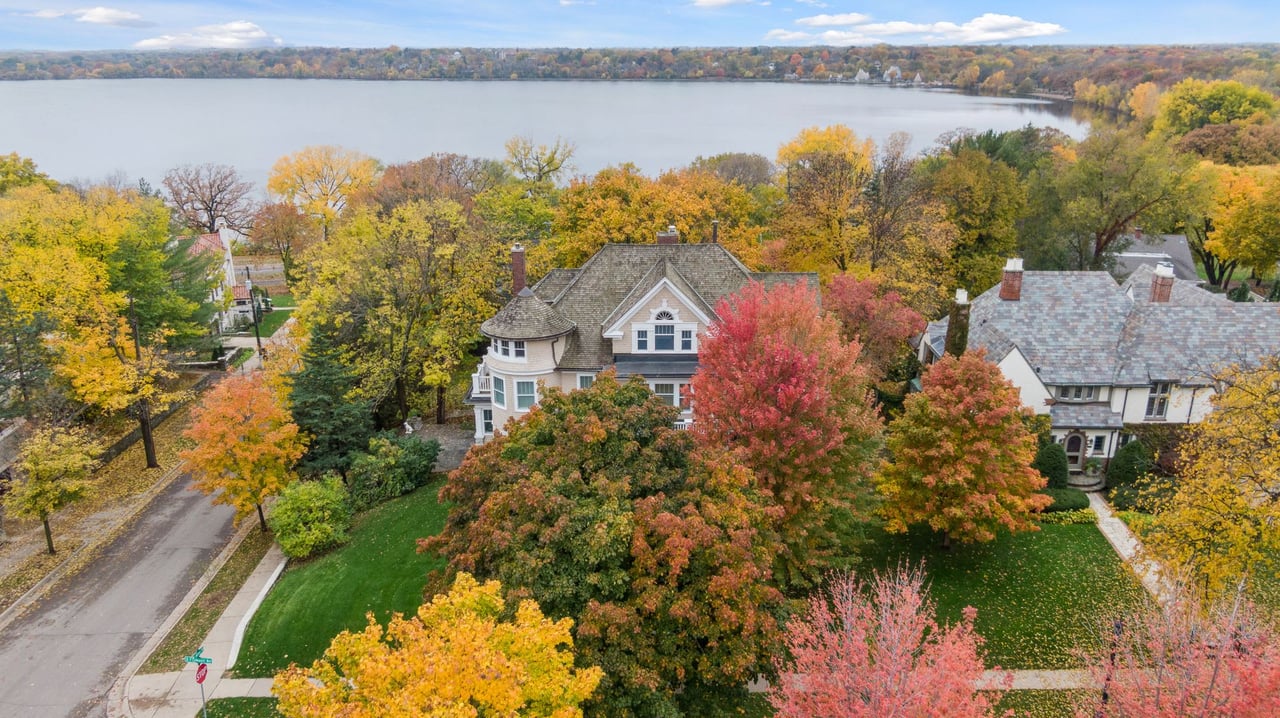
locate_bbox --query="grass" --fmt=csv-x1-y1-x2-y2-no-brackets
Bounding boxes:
254,308,293,338
140,528,275,673
270,292,295,308
858,523,1151,669
993,690,1094,717
227,347,254,369
198,697,278,717
232,483,448,677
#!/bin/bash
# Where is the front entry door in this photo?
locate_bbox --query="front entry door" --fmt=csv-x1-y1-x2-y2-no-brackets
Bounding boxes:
1064,434,1084,472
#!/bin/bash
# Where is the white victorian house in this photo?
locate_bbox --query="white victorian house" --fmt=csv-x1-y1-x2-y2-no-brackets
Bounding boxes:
466,227,815,442
919,258,1280,472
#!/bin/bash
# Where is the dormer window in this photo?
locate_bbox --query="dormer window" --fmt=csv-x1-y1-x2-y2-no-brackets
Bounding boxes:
631,301,698,354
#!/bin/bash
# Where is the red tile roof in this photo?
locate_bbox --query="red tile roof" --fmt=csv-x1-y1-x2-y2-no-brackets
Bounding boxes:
232,285,252,300
191,233,224,256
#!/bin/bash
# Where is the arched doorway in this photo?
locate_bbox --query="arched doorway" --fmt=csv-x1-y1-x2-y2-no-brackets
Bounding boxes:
1064,434,1085,472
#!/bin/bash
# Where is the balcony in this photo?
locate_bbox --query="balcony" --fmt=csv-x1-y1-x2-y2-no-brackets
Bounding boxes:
470,364,492,397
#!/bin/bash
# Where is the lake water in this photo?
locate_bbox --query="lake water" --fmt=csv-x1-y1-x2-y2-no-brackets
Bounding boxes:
0,79,1087,188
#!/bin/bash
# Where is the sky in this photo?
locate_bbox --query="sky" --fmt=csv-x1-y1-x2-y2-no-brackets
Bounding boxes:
0,1,1275,52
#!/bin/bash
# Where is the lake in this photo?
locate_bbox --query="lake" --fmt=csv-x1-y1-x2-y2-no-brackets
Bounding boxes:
0,79,1088,188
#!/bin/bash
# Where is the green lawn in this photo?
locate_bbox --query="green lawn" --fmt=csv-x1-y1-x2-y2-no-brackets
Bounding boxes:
270,292,295,308
255,308,292,338
858,523,1151,669
198,697,278,717
233,484,448,677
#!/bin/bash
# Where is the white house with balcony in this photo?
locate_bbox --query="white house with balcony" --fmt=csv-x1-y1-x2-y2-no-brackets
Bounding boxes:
467,227,815,442
919,259,1280,473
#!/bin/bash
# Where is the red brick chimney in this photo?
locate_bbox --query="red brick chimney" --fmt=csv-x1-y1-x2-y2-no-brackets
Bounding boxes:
656,225,679,245
511,243,526,294
999,258,1024,301
1150,263,1174,303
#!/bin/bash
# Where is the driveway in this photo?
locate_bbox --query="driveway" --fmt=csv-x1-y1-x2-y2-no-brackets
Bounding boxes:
0,475,235,718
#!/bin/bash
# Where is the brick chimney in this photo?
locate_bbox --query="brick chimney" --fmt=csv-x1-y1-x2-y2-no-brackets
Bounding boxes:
711,219,719,244
944,288,970,358
999,258,1024,301
1150,262,1174,303
656,225,679,245
511,243,526,294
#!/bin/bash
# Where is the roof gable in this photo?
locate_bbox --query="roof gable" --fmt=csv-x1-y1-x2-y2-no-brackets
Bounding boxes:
600,259,716,338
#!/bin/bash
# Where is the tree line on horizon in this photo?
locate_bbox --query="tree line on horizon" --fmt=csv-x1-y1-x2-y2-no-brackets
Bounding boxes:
3,43,1280,113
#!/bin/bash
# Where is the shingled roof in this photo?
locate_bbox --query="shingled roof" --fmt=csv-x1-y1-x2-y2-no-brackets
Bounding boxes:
480,288,576,341
521,243,815,369
926,263,1280,387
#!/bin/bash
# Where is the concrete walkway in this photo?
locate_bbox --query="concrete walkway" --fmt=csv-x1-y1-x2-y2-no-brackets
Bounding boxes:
1087,491,1177,607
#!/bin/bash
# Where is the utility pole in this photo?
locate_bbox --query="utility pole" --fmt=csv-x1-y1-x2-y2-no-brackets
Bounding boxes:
244,267,263,360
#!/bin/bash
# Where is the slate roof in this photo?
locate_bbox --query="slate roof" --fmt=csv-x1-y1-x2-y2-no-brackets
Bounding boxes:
1050,402,1125,429
480,288,576,340
501,243,816,370
925,263,1280,388
1113,234,1199,282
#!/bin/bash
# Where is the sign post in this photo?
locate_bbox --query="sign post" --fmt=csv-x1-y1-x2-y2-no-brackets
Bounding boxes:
184,647,214,718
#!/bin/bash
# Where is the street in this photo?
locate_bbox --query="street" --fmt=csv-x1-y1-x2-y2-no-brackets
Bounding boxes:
0,475,235,718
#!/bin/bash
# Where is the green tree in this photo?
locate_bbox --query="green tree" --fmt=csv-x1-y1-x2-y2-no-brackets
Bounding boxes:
0,152,57,194
878,351,1049,548
1153,79,1278,137
1032,441,1070,490
923,148,1026,293
268,476,353,559
423,373,784,717
288,328,376,478
3,426,102,554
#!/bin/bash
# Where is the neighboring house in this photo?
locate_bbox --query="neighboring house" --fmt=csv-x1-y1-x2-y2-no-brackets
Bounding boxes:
190,231,238,332
919,258,1280,472
467,227,815,442
1112,231,1199,283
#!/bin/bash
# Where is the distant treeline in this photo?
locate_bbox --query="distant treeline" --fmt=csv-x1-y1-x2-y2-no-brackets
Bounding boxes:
3,44,1280,111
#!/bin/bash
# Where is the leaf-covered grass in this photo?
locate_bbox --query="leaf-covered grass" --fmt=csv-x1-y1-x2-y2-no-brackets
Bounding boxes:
232,483,447,677
198,697,278,717
858,523,1151,669
141,528,275,673
991,690,1094,717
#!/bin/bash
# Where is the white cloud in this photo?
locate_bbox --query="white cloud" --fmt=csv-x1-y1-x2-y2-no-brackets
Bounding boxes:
770,12,1066,45
692,0,754,7
794,0,828,6
795,12,870,27
25,6,152,27
134,21,283,50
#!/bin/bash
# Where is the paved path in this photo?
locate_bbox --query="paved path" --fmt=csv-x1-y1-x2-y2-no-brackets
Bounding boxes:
0,476,235,718
1087,492,1176,607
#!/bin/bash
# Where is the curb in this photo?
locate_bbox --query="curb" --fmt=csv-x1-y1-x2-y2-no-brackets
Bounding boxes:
0,461,187,635
227,555,288,671
106,517,258,718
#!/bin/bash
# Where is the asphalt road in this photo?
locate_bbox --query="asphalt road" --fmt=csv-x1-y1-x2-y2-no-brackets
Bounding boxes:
0,475,235,718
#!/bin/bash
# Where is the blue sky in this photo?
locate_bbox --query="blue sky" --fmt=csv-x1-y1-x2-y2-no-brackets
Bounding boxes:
0,1,1275,51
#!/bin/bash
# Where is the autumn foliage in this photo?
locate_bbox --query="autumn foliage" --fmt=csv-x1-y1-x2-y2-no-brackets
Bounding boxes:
878,351,1048,546
770,565,1002,718
824,274,925,381
424,372,783,716
181,372,306,530
692,280,881,589
273,572,602,718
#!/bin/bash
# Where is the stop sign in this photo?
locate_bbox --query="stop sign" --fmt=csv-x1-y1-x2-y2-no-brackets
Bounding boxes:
196,663,208,684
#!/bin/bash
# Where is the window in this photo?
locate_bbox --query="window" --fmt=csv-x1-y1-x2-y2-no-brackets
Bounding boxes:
1092,435,1106,453
1057,386,1098,402
653,383,677,406
1146,382,1172,419
516,380,537,410
482,409,493,434
1119,433,1133,448
636,329,648,351
492,377,506,408
578,374,595,390
681,329,693,351
655,324,675,350
513,340,526,359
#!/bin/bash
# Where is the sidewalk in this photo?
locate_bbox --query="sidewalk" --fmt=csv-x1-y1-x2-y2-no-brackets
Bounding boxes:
1087,491,1177,607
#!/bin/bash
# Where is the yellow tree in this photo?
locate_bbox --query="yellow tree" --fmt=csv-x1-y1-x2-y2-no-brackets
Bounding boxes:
181,372,305,530
1203,164,1280,284
268,145,380,240
1146,358,1280,599
3,426,102,555
273,572,602,718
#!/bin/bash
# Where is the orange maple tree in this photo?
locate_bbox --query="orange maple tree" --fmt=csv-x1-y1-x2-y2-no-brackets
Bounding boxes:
181,372,305,530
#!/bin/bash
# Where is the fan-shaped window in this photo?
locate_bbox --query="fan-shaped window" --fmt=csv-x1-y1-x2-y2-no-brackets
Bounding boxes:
655,310,675,321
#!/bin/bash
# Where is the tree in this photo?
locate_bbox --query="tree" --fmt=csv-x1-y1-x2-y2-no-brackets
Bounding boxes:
691,281,882,590
1077,583,1280,718
504,135,575,186
424,373,784,716
1203,166,1280,283
268,476,353,559
688,152,776,188
878,351,1049,548
357,153,508,215
274,572,602,718
0,289,57,419
0,152,57,194
1153,79,1278,137
287,328,376,478
181,372,306,530
923,147,1026,293
246,201,318,286
162,163,255,234
823,274,925,383
1027,127,1203,270
1032,441,1070,490
267,145,380,240
770,566,1001,718
3,426,102,554
1145,359,1280,598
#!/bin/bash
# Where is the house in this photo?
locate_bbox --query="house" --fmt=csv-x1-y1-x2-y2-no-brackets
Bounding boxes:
1112,231,1199,283
467,227,815,442
190,231,238,332
919,258,1280,472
